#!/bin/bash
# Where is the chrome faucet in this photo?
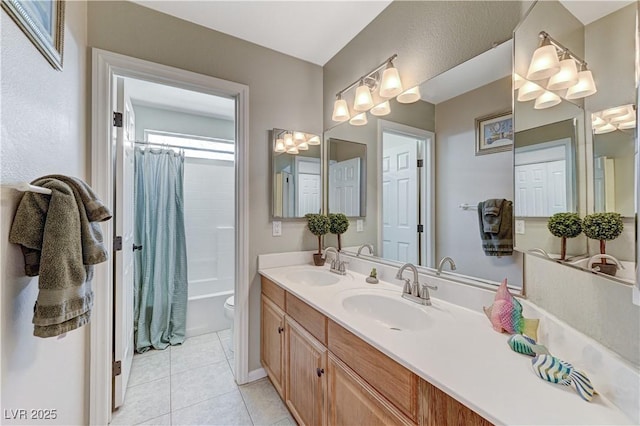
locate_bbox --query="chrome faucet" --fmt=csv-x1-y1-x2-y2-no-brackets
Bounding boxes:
395,263,437,306
323,246,347,275
527,248,551,259
436,256,457,276
587,254,625,270
356,243,375,257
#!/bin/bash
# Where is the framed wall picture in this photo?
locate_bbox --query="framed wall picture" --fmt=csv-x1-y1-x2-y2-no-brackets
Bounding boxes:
475,111,513,155
2,0,65,70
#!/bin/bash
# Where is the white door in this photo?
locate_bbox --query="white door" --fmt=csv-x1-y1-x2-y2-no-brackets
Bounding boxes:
113,77,135,409
381,132,418,263
329,157,361,216
297,173,321,215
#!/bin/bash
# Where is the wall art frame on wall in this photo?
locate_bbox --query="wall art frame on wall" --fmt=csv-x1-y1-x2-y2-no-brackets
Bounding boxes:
2,0,65,70
475,111,513,155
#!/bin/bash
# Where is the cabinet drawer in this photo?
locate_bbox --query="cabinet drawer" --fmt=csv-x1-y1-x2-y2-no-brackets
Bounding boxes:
261,276,285,310
327,320,418,422
286,292,327,344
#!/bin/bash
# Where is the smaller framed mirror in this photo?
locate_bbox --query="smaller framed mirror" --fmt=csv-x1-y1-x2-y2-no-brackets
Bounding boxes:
327,138,367,217
270,128,322,219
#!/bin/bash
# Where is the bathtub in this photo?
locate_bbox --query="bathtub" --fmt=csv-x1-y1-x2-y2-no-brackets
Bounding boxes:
185,277,233,338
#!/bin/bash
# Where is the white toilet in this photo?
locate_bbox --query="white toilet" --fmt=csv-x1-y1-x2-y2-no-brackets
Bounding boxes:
223,295,235,353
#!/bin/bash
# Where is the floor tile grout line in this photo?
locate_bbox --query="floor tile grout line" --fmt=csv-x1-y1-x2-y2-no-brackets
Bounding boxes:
170,388,243,417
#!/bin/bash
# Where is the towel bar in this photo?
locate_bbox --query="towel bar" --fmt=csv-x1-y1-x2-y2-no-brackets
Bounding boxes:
459,203,478,210
5,182,52,195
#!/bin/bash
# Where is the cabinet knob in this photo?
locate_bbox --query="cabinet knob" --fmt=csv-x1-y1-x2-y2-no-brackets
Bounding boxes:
277,327,284,334
316,368,324,377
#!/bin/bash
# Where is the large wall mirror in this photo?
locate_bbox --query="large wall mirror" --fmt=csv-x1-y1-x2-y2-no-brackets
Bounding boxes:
513,0,637,285
325,41,524,289
271,128,322,219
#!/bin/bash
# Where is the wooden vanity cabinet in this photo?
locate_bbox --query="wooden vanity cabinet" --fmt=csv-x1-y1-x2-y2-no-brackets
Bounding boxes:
420,380,492,426
285,316,327,426
261,295,286,398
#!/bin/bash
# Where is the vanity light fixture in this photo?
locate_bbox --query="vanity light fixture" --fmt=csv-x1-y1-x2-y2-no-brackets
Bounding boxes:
284,133,295,148
274,138,285,153
286,146,299,154
332,54,417,126
592,104,636,133
273,128,321,155
293,131,306,143
307,135,321,145
518,31,597,108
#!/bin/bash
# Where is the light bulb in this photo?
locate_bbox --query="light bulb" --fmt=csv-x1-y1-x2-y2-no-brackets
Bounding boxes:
274,138,285,153
307,135,321,145
286,146,299,154
284,133,294,147
379,63,403,98
526,43,561,80
547,56,578,90
594,123,616,134
534,91,562,109
517,81,544,102
354,82,374,111
566,68,597,99
396,86,420,103
370,101,391,116
513,73,525,90
332,96,350,122
349,112,368,126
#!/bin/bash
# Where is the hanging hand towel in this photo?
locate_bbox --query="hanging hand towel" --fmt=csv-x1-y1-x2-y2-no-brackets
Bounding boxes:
481,198,503,233
477,199,513,257
9,177,111,337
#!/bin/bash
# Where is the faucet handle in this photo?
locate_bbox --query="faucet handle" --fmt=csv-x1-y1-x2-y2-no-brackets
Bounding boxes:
423,283,438,291
401,278,411,294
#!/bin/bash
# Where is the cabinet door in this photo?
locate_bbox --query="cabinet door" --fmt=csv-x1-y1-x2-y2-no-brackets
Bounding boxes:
285,316,327,426
261,295,285,398
420,380,492,426
328,353,415,426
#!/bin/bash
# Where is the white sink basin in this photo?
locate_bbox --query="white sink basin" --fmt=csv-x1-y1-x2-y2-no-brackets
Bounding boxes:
340,289,429,332
286,269,340,286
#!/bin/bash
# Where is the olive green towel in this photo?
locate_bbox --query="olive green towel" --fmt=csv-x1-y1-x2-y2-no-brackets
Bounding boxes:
478,199,513,257
9,177,111,337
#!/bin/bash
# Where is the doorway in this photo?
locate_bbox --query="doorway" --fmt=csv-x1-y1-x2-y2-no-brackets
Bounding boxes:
378,120,435,267
90,49,249,425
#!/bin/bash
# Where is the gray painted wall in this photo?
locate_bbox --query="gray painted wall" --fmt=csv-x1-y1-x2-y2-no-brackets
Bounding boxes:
435,77,524,287
1,1,89,423
88,0,323,372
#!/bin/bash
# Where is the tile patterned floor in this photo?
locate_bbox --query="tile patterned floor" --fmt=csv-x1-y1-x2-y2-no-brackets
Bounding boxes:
110,330,295,426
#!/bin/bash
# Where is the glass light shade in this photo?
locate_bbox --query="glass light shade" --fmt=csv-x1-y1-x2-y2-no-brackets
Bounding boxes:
526,44,561,80
534,91,562,109
593,123,616,134
274,138,285,153
547,58,578,90
354,83,374,111
286,146,299,154
370,101,391,116
610,110,635,124
517,81,544,102
617,119,636,130
332,98,350,122
284,133,294,147
603,105,633,120
396,86,421,103
379,66,403,98
591,115,606,128
297,142,309,150
513,73,525,90
293,131,306,143
349,112,368,126
307,135,321,145
565,70,597,99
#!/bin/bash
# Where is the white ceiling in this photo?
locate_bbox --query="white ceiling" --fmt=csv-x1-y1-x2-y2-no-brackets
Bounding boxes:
130,0,392,66
126,77,235,120
559,0,634,25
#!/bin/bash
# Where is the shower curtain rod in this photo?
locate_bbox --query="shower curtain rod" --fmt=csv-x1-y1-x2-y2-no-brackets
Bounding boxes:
133,140,234,155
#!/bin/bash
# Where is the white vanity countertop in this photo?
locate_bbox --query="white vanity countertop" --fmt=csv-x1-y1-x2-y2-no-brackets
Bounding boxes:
259,264,634,426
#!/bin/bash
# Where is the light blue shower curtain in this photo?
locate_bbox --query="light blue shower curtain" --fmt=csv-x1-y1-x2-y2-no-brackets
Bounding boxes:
134,147,188,353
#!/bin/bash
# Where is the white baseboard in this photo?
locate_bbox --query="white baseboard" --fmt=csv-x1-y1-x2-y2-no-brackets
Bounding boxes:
247,367,267,382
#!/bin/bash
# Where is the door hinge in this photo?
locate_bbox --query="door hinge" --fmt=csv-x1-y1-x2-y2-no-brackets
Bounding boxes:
114,236,123,251
113,112,123,128
112,360,122,377
417,224,424,233
417,159,424,168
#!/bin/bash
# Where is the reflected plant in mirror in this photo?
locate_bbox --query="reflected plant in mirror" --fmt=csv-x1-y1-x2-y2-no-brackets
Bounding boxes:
271,128,322,219
546,212,582,260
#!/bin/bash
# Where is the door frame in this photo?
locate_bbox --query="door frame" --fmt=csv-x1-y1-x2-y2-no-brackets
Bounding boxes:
377,119,435,267
90,48,250,425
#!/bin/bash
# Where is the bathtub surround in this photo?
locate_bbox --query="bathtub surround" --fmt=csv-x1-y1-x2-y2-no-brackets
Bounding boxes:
1,0,89,423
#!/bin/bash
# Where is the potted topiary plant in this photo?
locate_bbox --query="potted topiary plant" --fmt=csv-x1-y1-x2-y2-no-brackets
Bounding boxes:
328,213,349,251
306,213,330,266
582,212,624,276
547,212,582,261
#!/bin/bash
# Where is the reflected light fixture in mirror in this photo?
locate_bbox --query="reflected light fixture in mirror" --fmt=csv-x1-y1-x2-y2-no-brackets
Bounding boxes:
273,129,320,155
517,31,597,109
331,54,420,126
592,104,637,134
